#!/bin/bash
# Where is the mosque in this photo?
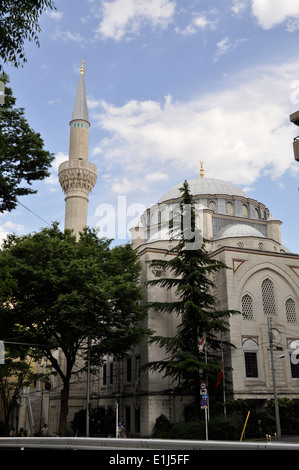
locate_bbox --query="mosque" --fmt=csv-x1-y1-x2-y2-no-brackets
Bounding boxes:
17,67,299,437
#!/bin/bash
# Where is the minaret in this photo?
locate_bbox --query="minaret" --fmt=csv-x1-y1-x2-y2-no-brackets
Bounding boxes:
58,63,97,236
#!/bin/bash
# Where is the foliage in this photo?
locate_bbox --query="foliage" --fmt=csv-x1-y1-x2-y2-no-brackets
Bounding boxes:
0,0,55,70
227,398,299,438
0,344,37,435
261,398,297,436
72,407,115,437
152,414,173,438
0,223,150,435
145,181,239,415
0,74,54,212
152,415,242,441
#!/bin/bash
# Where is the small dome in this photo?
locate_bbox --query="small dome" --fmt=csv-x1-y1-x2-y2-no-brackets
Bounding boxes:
158,178,249,203
218,224,265,239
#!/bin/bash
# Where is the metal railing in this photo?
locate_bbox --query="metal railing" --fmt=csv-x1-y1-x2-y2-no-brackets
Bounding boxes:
0,436,299,450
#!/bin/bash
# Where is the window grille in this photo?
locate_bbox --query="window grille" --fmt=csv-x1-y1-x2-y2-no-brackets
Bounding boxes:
242,294,254,320
243,338,259,378
258,242,264,251
209,200,216,212
262,278,276,315
286,298,297,323
226,201,234,215
244,352,258,378
237,241,244,248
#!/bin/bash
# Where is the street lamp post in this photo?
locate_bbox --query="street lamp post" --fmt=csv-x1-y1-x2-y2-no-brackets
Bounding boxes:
268,317,285,439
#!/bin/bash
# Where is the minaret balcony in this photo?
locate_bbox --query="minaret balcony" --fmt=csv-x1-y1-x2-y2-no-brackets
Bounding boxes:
58,159,97,195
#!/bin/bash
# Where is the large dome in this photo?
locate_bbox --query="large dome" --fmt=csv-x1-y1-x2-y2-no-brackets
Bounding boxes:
158,178,249,203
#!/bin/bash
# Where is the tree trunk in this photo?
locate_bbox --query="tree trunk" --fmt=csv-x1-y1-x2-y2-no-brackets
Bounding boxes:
58,379,70,436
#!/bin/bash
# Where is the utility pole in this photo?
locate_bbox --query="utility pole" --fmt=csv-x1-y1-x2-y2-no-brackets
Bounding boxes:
86,336,91,437
267,317,282,439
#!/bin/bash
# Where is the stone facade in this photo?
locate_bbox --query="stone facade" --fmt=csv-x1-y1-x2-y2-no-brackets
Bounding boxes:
113,176,299,436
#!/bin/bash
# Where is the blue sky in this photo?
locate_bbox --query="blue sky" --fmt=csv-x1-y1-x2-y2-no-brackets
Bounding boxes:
1,0,299,252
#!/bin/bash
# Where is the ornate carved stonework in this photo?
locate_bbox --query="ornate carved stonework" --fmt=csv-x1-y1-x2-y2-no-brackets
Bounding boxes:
58,160,97,195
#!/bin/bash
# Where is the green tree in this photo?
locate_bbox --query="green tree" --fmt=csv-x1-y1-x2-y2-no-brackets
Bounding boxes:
0,74,54,212
0,0,55,70
0,224,149,435
0,345,37,436
146,181,239,417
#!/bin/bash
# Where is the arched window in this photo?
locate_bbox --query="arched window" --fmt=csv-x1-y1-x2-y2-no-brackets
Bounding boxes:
243,338,259,378
242,294,254,321
242,204,249,217
208,200,216,212
226,201,234,215
262,278,276,315
286,298,297,323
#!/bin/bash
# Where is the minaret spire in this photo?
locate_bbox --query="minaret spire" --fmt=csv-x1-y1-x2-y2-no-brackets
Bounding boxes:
58,64,97,237
200,161,204,178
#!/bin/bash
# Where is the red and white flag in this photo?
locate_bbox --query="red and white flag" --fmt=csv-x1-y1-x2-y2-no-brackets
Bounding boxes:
216,363,223,388
198,336,205,352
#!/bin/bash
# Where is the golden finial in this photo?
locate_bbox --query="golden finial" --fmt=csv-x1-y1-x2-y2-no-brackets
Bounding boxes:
80,61,85,74
200,161,204,178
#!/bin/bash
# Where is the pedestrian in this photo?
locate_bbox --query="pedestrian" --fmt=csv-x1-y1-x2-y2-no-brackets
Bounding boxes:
120,422,127,438
41,423,48,436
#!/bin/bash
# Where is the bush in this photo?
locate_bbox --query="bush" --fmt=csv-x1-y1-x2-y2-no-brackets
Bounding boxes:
170,421,206,440
72,406,114,436
207,416,242,440
154,416,242,441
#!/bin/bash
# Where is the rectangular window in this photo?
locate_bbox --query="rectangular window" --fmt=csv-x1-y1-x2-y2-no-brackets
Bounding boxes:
127,358,132,382
244,352,258,378
102,364,107,385
109,363,113,384
135,356,141,381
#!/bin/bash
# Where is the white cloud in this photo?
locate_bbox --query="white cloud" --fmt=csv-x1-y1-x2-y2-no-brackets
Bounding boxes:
46,10,64,20
112,177,147,194
3,221,25,232
0,221,25,247
214,36,232,61
231,1,247,16
48,98,62,106
95,0,176,40
175,13,219,35
251,0,299,29
94,59,298,188
52,30,83,43
146,172,169,181
213,36,249,62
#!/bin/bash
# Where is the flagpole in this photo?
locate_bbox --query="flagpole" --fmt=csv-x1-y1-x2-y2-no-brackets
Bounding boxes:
221,343,226,417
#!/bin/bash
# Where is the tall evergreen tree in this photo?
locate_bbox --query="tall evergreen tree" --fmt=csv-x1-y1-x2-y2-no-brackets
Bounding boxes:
146,180,239,416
